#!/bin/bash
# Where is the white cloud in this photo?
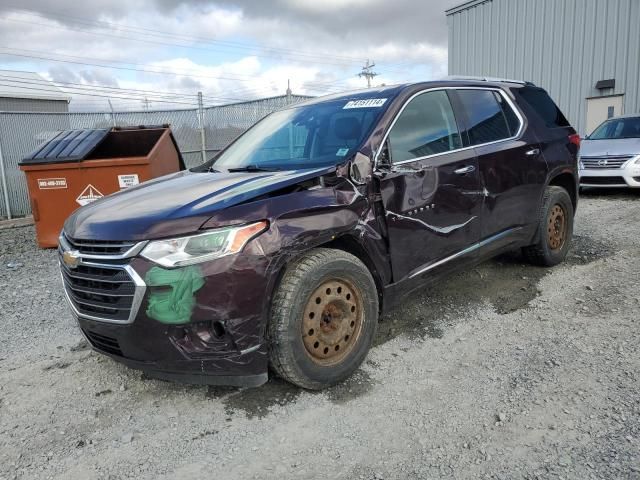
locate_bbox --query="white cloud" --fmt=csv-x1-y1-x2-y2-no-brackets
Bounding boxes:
0,0,459,111
284,0,382,13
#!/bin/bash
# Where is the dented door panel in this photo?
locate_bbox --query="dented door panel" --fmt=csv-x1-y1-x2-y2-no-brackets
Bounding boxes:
378,149,483,282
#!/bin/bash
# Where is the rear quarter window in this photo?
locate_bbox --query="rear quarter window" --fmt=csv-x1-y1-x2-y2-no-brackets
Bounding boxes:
518,87,570,129
455,89,519,145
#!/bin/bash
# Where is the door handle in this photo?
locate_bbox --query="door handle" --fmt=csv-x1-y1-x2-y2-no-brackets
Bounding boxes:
526,148,540,156
454,165,476,175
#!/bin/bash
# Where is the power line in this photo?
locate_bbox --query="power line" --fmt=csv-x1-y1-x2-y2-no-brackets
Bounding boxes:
1,8,425,76
0,73,270,104
0,47,263,82
0,73,199,99
1,16,366,69
0,82,201,106
1,9,369,67
0,48,354,100
0,76,323,112
17,7,362,62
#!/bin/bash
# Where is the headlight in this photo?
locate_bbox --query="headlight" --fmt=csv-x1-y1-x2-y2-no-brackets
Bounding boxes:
141,221,268,268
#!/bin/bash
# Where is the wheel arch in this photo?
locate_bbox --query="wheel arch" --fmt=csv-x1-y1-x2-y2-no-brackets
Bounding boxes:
268,233,385,317
320,235,385,314
548,171,578,212
263,232,386,343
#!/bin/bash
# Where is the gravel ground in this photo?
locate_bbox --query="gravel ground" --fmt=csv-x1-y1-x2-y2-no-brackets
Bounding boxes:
1,189,639,480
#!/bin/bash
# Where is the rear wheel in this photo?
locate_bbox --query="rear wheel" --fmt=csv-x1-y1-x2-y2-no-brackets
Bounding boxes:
269,248,378,390
522,186,574,266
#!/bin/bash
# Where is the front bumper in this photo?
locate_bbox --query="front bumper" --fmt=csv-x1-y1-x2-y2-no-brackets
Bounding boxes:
60,237,274,387
579,162,640,188
77,319,268,387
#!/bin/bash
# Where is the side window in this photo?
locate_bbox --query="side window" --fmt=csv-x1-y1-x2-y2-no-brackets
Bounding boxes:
387,90,462,163
456,89,517,145
518,86,570,128
493,91,521,136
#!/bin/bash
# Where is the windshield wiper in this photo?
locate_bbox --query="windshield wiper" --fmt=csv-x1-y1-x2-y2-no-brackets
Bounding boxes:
226,164,279,172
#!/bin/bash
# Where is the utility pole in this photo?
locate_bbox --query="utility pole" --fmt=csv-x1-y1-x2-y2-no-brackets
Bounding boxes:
0,140,11,220
197,91,207,164
358,59,378,88
142,97,150,110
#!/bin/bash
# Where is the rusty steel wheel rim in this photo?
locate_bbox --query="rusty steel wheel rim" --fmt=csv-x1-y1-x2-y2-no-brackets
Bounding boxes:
547,203,567,251
302,278,364,366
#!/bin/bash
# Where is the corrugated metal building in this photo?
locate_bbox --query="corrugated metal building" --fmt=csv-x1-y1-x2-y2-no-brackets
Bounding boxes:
446,0,640,135
0,71,70,112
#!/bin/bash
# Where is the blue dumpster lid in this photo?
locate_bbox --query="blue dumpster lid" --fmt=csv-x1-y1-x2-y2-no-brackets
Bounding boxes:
20,128,110,165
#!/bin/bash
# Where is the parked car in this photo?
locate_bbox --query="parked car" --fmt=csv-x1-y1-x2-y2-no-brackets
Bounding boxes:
59,79,579,390
579,114,640,188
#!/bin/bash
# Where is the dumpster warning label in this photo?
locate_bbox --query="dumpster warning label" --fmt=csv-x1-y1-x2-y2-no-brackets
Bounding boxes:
76,184,104,206
38,178,67,189
118,174,139,189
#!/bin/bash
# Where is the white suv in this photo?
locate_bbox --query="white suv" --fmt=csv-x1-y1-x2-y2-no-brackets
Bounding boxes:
579,114,640,188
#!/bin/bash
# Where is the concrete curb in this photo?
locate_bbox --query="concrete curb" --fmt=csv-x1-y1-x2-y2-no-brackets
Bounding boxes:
0,215,34,230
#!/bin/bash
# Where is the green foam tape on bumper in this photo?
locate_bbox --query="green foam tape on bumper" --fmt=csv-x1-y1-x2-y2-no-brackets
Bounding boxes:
145,265,205,324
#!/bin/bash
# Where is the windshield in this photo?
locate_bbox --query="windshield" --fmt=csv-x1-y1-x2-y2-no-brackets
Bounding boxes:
209,99,388,171
589,117,640,140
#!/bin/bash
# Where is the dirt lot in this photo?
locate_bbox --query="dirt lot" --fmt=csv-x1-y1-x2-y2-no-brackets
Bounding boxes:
1,190,639,480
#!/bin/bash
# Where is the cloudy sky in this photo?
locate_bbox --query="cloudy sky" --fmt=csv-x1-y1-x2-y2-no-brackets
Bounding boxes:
0,0,460,111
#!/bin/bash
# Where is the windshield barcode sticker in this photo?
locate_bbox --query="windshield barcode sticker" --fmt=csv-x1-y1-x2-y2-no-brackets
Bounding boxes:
343,98,387,109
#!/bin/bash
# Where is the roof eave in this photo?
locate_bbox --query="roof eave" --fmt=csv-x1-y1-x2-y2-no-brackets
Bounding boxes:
445,0,493,16
0,93,71,103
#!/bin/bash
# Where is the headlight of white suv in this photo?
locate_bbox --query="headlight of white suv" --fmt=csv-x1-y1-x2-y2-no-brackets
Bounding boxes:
141,221,268,268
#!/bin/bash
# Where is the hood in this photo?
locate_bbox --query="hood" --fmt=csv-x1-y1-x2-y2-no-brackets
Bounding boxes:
64,166,335,240
581,137,640,157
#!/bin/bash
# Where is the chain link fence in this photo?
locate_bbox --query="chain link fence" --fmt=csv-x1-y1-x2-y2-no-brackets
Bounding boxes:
0,94,310,219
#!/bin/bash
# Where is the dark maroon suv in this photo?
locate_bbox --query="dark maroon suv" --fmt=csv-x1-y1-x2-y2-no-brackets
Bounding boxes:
60,79,580,389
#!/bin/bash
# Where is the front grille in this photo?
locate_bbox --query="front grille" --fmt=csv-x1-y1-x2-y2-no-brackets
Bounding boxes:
580,155,633,169
83,329,123,356
62,233,136,255
580,176,627,185
61,257,136,322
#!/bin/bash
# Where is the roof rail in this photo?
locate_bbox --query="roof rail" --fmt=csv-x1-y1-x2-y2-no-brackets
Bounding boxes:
442,75,535,86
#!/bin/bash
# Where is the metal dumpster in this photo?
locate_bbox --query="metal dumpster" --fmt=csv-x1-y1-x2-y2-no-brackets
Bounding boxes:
19,125,185,248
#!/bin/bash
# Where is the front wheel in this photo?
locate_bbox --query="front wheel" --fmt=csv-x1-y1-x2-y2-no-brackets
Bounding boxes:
522,186,574,267
268,248,378,390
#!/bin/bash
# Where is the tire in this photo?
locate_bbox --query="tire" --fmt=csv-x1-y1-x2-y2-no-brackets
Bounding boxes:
269,248,378,390
522,186,574,267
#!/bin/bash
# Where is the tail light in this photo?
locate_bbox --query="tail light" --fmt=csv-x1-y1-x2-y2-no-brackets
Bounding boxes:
568,133,581,149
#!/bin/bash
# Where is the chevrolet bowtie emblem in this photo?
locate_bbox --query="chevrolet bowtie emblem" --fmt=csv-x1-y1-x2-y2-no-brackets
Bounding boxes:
62,250,81,269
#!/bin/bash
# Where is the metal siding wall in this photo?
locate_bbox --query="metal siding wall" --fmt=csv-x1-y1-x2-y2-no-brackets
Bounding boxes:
625,0,640,116
0,98,68,113
0,95,310,218
447,0,640,135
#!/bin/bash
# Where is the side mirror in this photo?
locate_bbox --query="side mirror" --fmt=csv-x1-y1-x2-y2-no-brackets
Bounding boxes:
376,140,392,171
349,152,372,185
